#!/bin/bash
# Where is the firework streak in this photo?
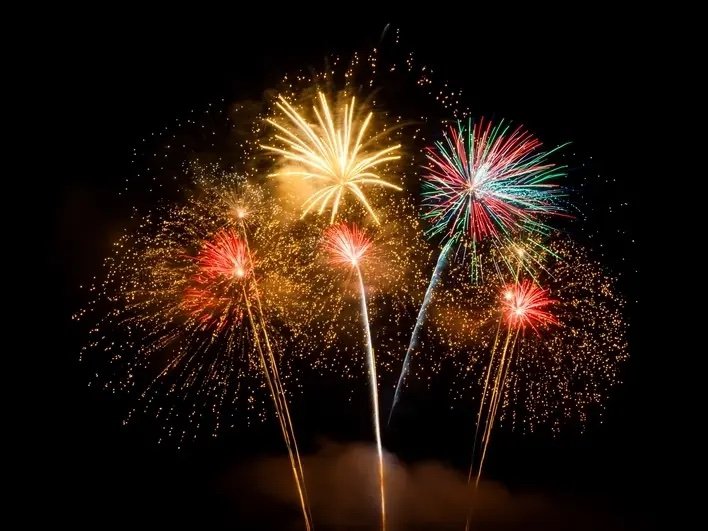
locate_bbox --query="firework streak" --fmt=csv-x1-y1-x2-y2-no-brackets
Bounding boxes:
389,237,455,421
236,221,313,531
324,223,387,531
189,223,313,529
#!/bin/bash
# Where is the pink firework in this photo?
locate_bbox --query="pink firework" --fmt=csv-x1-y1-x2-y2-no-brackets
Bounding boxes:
179,229,252,330
323,222,373,268
501,280,558,332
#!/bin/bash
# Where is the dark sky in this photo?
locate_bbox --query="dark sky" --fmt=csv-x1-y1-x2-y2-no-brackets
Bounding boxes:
49,16,646,530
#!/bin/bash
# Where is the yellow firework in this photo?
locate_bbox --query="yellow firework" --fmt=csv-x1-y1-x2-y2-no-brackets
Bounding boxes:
263,92,402,223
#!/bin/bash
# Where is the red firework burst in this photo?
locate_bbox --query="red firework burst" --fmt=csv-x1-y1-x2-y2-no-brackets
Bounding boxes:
197,229,252,280
179,229,252,329
501,280,558,332
323,223,372,268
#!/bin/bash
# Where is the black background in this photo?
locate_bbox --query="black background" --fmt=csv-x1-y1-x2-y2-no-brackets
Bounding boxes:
49,17,645,530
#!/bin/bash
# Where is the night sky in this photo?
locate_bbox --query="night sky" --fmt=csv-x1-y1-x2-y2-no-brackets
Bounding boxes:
51,17,646,530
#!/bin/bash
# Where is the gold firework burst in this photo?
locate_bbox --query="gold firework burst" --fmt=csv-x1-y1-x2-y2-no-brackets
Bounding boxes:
263,92,402,224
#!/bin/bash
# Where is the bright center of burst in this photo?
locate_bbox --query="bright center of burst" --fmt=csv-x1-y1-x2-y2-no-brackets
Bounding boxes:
234,266,245,278
473,164,489,185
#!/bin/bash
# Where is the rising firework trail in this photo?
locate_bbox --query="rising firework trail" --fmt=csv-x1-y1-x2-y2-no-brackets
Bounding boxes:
464,280,557,531
324,223,386,531
263,92,402,224
389,237,455,421
390,120,566,421
188,221,311,530
233,213,312,531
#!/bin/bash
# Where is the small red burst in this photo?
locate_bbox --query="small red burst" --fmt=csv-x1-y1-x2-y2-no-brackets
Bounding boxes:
501,280,558,332
197,229,251,280
181,285,240,330
180,229,252,329
323,223,372,268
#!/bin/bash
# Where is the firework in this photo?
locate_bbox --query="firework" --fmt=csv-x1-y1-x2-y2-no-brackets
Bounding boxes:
324,223,387,531
461,282,553,531
501,280,558,331
437,238,628,433
77,176,312,529
196,229,252,280
390,120,567,419
471,282,558,489
263,92,402,224
324,222,373,267
389,237,454,422
259,187,428,383
423,119,566,274
233,214,312,531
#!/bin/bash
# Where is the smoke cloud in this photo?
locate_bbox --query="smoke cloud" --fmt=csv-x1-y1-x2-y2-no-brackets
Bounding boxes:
223,441,627,530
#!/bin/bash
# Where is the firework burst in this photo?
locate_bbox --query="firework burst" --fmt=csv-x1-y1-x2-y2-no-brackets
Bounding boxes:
196,229,252,280
469,280,558,496
501,280,558,331
423,119,567,278
263,92,402,224
436,238,628,433
324,222,373,267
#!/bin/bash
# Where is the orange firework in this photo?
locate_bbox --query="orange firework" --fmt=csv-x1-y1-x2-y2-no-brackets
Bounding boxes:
263,92,401,224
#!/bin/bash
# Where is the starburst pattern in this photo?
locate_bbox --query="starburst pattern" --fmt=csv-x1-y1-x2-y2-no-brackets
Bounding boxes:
263,92,402,223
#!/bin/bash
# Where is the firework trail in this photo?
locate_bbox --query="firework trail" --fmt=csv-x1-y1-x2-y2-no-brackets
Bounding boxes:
389,237,455,421
390,120,566,421
234,216,313,530
473,281,558,482
324,223,386,531
187,223,312,530
464,281,557,531
263,92,402,224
